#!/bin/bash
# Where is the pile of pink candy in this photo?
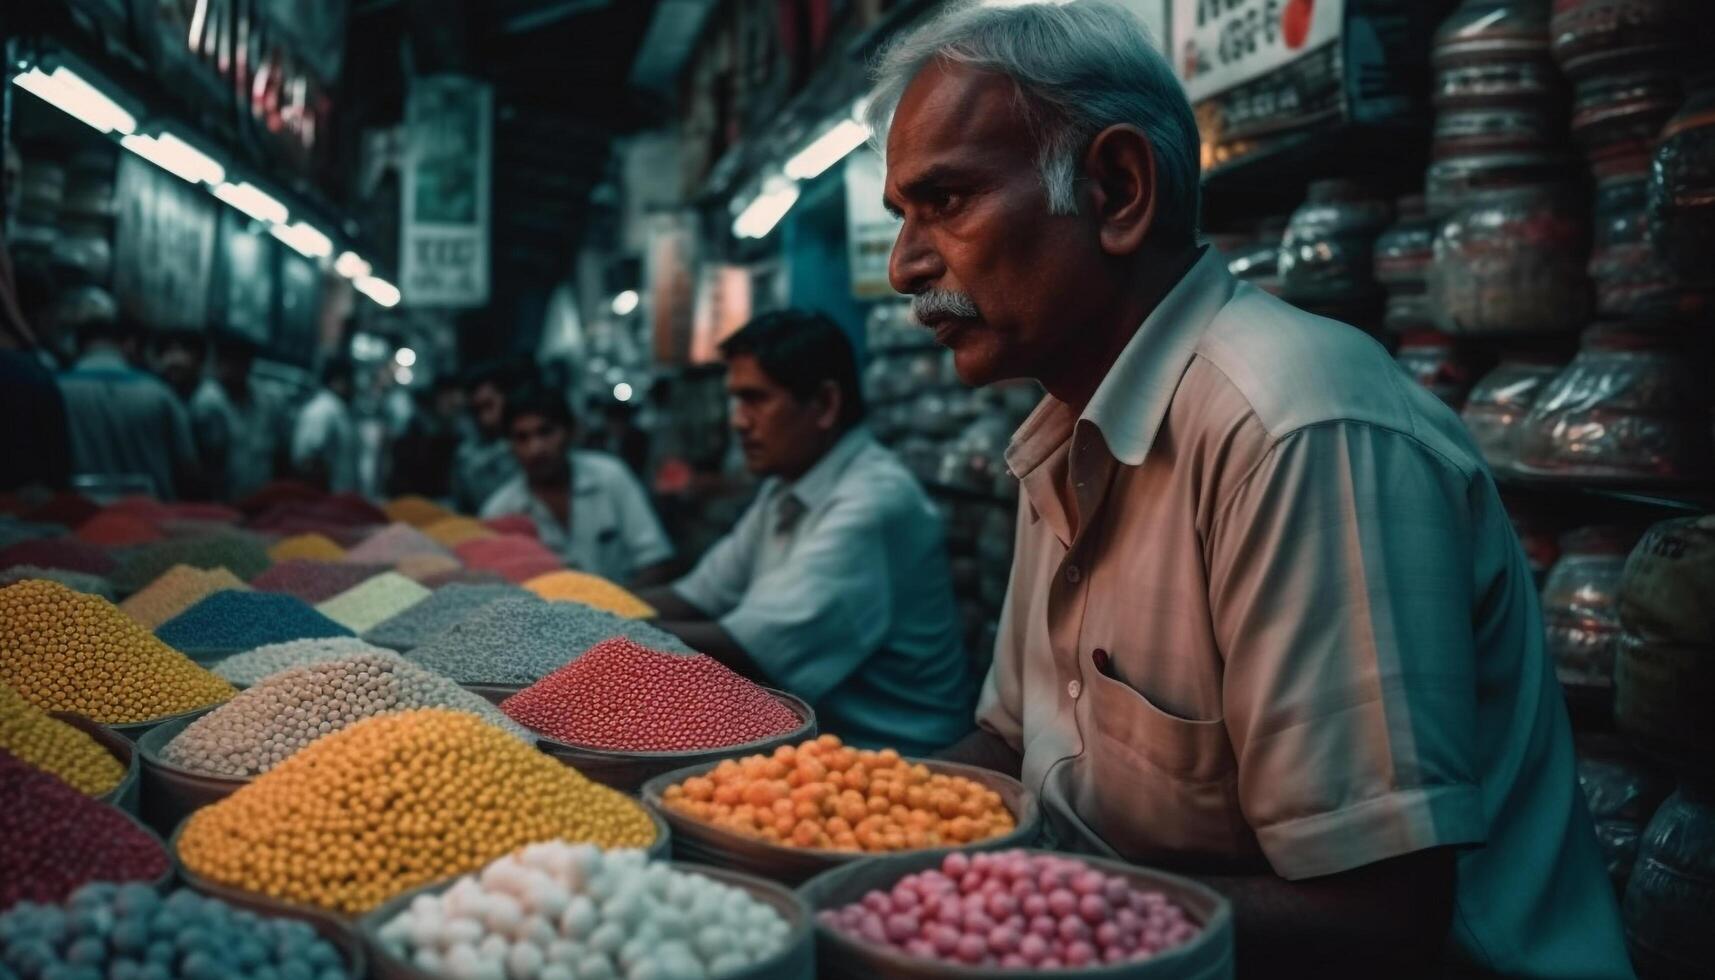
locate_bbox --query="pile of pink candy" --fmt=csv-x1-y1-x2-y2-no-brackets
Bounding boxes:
818,849,1201,970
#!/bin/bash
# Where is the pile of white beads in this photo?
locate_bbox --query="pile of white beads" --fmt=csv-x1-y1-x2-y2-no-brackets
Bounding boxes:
164,650,531,776
211,636,385,687
375,843,792,980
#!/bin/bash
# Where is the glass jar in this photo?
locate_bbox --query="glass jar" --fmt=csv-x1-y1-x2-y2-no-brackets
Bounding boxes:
1550,0,1712,80
1515,326,1715,483
1648,75,1715,286
1395,331,1481,410
1460,354,1570,470
1571,69,1682,166
1431,182,1592,335
1589,160,1711,319
1542,525,1641,689
1375,196,1437,332
1277,179,1392,307
1434,0,1563,108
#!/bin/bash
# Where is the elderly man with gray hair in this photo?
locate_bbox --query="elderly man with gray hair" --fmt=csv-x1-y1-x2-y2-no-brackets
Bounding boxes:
873,2,1631,977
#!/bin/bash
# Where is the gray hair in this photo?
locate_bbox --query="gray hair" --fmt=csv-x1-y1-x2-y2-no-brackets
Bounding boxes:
866,0,1201,243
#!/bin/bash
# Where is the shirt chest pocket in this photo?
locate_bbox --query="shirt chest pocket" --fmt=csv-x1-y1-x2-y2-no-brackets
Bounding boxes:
1074,666,1258,865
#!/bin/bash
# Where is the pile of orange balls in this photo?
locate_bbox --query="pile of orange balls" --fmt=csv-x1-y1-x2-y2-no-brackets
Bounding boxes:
662,734,1014,852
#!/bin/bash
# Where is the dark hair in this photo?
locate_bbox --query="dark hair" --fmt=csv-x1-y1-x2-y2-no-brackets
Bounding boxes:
504,383,576,432
718,309,866,430
462,357,533,394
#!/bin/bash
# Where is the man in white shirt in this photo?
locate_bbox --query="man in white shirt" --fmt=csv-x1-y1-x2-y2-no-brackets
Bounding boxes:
639,310,974,755
479,384,674,585
454,360,524,513
870,2,1631,977
290,358,360,494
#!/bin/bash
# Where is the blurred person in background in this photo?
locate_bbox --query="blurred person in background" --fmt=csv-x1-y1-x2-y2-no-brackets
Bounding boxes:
480,383,674,585
56,314,199,499
388,375,465,500
453,359,525,512
638,310,973,756
0,139,71,492
290,357,360,494
189,334,277,502
148,330,207,404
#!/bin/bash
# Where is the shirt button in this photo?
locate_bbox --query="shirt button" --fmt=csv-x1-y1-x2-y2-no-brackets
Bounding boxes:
1065,564,1082,584
1067,679,1082,699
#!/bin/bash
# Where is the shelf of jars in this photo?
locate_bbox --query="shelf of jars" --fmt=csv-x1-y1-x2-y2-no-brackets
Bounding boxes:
1202,2,1715,945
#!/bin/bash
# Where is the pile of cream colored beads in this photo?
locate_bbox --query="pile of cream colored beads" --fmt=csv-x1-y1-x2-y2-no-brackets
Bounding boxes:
175,709,658,914
314,572,432,633
0,580,234,724
210,636,385,686
375,844,791,980
163,651,531,776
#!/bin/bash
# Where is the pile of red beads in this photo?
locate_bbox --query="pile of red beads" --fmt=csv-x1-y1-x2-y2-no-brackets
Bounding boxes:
500,637,801,751
0,748,169,911
818,850,1202,970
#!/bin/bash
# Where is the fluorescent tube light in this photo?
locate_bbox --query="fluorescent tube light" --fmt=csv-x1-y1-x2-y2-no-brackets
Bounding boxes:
269,221,333,259
12,66,136,135
784,119,870,180
213,181,289,225
355,276,401,308
119,132,224,185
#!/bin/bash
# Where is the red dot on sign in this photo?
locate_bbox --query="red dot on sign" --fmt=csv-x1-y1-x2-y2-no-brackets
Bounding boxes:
1283,0,1314,50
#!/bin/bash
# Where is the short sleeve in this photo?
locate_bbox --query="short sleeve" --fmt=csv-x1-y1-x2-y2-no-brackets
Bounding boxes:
671,499,763,618
1206,421,1488,880
718,492,893,703
605,461,674,569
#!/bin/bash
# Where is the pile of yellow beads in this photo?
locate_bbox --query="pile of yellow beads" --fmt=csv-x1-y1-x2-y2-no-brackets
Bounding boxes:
266,533,346,562
175,708,659,914
0,580,235,723
522,570,656,618
383,495,453,528
0,680,124,795
422,516,495,548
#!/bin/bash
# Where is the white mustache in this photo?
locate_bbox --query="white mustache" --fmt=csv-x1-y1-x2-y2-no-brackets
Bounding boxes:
911,289,980,324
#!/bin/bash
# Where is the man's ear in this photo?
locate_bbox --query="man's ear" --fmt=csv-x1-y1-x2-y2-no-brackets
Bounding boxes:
1082,124,1159,257
814,379,843,431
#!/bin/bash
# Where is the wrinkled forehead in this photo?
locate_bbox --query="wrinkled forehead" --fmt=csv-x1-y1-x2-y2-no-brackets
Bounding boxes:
883,61,1032,177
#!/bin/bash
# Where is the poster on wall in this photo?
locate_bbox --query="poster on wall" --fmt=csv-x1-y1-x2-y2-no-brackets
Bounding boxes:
112,154,217,332
273,251,323,367
843,149,900,300
690,265,754,364
213,209,276,347
400,76,492,308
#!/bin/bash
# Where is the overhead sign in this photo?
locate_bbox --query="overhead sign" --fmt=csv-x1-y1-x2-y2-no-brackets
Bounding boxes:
1173,0,1343,103
400,76,492,308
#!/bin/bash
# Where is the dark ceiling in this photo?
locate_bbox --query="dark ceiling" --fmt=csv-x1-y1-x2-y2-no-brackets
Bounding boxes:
347,0,669,290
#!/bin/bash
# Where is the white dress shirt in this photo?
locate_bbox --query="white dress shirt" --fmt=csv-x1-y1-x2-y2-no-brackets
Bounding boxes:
290,388,358,494
479,449,673,583
672,427,974,755
980,247,1630,977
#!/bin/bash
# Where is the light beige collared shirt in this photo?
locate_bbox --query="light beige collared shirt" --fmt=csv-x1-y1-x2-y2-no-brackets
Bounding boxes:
979,248,1631,978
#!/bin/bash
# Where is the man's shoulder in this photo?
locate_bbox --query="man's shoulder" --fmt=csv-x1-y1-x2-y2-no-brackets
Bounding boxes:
571,448,643,488
1180,285,1482,473
831,441,936,516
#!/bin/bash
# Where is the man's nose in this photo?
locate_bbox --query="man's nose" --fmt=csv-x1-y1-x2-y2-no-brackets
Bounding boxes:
888,218,942,296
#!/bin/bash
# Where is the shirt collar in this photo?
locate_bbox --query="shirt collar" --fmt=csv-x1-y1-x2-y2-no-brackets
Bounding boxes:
777,425,875,512
1005,247,1234,477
